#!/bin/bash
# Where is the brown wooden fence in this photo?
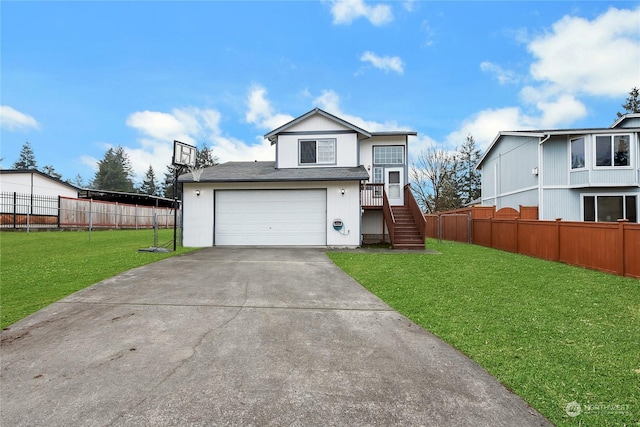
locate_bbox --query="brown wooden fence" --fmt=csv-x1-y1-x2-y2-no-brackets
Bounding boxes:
426,206,640,279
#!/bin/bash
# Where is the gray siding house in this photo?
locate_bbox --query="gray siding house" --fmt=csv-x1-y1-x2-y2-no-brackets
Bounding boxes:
477,113,640,222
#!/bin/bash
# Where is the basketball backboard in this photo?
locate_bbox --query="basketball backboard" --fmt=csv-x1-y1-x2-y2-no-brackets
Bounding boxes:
172,140,197,167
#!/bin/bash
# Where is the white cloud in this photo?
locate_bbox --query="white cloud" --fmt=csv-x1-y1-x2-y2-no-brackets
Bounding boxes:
245,85,294,130
528,6,640,97
480,61,519,85
328,0,393,26
0,106,40,131
360,51,404,74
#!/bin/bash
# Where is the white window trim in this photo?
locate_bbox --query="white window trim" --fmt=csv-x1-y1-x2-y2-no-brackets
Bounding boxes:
569,136,587,171
581,192,638,222
373,145,405,165
298,138,336,166
592,134,633,169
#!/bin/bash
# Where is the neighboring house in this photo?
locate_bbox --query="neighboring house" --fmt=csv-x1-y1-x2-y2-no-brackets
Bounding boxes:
179,108,424,248
477,113,640,222
0,169,79,198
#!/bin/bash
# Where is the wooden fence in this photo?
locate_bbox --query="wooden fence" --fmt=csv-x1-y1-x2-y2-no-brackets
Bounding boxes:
426,206,640,279
0,192,177,230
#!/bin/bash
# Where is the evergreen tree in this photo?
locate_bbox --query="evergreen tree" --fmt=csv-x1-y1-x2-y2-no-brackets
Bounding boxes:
195,143,219,168
617,87,640,118
162,164,179,199
42,165,62,180
91,146,136,192
71,174,85,188
12,141,37,169
455,134,482,206
140,165,159,196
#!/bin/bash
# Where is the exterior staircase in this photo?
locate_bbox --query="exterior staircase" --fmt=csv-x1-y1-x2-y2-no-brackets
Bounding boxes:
390,205,425,250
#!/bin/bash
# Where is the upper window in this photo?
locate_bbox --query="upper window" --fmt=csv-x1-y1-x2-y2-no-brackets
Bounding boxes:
299,139,336,165
595,135,630,167
570,137,585,169
373,146,404,164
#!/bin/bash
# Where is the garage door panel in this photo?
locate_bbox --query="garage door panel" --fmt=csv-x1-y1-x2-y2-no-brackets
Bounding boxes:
215,190,326,246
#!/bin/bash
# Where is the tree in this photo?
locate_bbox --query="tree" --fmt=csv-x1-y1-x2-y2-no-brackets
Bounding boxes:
70,174,86,188
410,148,461,213
617,87,640,118
12,141,37,169
455,135,482,206
161,164,179,199
91,146,136,192
195,143,219,168
140,165,159,196
42,165,62,180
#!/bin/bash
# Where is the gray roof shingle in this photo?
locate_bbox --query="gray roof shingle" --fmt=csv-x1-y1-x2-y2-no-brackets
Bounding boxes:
178,161,370,183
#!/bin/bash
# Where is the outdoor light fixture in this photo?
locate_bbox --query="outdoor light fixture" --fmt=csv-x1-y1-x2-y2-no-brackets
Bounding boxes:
340,188,345,195
196,190,201,196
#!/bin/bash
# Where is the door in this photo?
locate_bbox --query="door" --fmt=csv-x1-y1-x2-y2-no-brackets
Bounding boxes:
215,189,327,246
385,168,404,206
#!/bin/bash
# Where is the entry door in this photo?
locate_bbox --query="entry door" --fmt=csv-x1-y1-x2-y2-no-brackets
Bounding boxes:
385,168,404,206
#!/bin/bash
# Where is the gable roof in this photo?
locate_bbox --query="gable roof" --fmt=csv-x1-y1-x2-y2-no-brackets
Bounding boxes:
178,161,370,183
264,108,372,144
0,169,80,191
476,115,640,169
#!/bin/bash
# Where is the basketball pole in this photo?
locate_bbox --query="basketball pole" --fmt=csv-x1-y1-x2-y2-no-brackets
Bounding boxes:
173,167,179,251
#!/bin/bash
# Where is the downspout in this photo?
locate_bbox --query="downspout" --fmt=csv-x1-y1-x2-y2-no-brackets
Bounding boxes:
538,134,550,220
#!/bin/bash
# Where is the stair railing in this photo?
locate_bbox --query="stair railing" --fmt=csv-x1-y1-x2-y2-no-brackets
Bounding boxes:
382,187,396,245
405,184,426,242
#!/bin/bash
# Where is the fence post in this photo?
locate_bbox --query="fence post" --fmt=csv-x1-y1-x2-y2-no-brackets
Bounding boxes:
515,218,519,254
13,192,17,229
618,219,628,277
57,196,61,228
555,218,562,262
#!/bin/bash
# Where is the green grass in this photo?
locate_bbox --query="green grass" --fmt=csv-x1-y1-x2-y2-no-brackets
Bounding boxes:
0,229,198,329
328,240,640,426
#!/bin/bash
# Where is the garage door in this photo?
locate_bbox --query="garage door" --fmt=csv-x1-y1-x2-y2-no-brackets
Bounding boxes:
215,189,327,246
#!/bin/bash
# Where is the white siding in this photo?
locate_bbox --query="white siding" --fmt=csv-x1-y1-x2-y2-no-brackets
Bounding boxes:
182,180,361,248
0,172,78,198
276,133,359,168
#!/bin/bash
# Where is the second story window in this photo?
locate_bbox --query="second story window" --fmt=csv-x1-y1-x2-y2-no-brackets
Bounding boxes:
373,146,404,164
300,139,336,165
570,137,585,169
595,135,630,167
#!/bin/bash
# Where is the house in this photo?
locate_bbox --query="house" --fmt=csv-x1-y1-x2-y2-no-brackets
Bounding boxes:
179,108,425,248
477,113,640,222
0,169,80,198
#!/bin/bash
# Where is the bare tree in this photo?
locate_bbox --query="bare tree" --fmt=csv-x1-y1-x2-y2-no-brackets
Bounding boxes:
410,148,460,213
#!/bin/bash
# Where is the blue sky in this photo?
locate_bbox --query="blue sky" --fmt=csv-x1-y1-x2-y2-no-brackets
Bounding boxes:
1,0,639,185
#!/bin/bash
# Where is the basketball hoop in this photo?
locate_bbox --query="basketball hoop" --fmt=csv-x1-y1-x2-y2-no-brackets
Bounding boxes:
189,166,204,182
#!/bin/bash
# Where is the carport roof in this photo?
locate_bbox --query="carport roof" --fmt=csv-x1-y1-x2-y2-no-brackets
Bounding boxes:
178,161,370,183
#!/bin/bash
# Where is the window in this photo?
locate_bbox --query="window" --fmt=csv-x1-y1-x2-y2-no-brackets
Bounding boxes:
372,167,383,197
373,146,404,164
583,195,637,222
570,137,585,169
595,135,630,167
299,139,336,164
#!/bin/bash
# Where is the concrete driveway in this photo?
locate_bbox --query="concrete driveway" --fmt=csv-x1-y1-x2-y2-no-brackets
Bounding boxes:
1,248,551,426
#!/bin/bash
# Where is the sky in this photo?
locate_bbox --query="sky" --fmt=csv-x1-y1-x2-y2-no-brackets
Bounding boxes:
1,0,639,186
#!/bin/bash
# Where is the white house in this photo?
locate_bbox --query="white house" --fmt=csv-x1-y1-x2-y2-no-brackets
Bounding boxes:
477,113,640,222
0,169,79,198
179,108,425,248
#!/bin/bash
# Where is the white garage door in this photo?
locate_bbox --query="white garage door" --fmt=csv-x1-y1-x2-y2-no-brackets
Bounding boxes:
215,189,327,246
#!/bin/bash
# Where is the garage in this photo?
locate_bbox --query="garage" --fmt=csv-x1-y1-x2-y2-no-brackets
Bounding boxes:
215,189,327,246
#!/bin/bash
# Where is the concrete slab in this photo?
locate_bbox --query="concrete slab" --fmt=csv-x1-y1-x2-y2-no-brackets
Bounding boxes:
1,247,552,426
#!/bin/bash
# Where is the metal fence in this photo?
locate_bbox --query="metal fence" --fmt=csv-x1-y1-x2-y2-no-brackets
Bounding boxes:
0,192,178,230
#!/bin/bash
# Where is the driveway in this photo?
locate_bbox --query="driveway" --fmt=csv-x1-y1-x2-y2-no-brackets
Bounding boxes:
1,248,551,426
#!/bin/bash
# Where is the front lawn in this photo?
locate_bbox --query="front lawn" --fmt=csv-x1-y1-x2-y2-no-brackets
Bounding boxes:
328,240,639,426
0,229,198,328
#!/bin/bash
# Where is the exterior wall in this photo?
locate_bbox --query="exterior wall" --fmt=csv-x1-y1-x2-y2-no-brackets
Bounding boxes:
361,210,388,243
541,137,568,186
0,171,78,198
480,135,539,206
359,135,408,183
274,115,358,168
616,117,640,128
275,133,358,168
182,180,361,248
541,188,581,221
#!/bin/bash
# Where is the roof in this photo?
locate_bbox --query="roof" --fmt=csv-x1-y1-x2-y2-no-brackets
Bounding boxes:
264,108,372,144
78,189,176,208
0,168,81,191
477,114,640,169
178,161,370,183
